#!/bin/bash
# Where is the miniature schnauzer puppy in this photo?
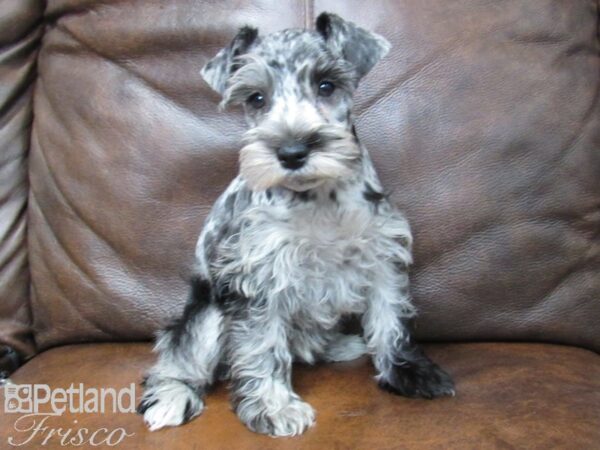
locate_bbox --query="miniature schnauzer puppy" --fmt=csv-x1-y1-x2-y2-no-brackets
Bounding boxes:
138,12,454,437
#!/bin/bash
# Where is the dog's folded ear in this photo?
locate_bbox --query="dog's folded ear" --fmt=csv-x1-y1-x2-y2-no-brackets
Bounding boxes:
201,26,259,95
316,12,391,81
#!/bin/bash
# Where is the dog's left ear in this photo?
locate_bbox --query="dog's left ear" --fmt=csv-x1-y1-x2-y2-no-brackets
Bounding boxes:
316,12,391,80
201,26,259,95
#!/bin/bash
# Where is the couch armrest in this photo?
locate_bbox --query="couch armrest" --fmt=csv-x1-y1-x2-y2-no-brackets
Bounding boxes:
0,0,45,368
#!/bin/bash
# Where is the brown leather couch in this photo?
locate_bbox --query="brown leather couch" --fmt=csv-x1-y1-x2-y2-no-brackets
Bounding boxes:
1,1,599,448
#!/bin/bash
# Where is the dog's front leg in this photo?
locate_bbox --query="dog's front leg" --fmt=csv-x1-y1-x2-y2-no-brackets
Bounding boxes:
228,312,315,437
363,269,455,399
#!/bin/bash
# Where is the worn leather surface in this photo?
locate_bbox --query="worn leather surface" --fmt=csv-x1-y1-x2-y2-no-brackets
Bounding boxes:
0,0,43,359
1,342,599,449
28,0,600,351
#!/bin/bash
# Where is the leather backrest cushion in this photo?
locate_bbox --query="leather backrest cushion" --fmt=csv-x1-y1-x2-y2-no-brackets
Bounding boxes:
29,0,600,351
0,0,43,359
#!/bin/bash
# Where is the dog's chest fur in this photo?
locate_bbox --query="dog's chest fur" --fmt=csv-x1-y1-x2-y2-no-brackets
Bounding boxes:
200,176,412,329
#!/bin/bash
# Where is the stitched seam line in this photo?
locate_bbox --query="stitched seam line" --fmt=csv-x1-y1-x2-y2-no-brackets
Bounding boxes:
304,0,314,29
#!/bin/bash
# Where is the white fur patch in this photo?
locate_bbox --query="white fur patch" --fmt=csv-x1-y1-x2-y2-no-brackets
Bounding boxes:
142,381,203,432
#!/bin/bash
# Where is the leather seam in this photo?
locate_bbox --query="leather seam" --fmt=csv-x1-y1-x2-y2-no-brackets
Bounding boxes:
304,0,314,29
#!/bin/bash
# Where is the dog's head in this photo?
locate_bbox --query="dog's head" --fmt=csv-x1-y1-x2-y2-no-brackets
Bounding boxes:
201,13,390,192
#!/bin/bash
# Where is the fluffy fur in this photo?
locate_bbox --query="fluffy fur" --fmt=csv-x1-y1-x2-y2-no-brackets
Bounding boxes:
139,12,454,437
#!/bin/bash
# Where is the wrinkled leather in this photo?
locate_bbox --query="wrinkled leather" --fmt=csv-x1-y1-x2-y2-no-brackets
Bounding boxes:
0,0,43,359
28,0,310,349
27,0,600,351
1,343,599,449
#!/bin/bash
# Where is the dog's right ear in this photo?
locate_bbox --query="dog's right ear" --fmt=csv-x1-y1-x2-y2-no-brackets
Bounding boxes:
316,13,390,81
200,26,259,95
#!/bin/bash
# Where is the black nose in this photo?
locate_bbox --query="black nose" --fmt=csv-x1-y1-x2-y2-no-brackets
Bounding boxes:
277,143,309,170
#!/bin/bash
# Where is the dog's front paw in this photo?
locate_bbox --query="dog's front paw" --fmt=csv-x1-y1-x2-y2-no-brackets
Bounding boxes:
378,359,455,399
137,381,204,431
240,397,316,437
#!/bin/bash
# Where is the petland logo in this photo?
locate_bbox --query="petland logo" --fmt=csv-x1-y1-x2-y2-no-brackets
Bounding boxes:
3,383,136,447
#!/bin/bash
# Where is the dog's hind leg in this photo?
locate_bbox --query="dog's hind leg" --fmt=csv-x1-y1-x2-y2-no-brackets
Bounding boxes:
363,267,455,399
138,277,225,431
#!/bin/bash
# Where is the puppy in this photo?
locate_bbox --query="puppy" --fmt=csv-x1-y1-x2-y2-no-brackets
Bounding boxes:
138,12,454,437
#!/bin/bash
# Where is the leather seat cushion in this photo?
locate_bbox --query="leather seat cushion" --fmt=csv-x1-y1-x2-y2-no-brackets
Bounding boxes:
1,342,598,449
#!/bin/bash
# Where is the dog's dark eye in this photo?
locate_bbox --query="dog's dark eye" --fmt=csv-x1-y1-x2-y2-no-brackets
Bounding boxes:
318,81,335,97
247,93,265,109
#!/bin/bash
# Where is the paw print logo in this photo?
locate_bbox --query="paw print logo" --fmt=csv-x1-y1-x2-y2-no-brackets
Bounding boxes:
4,384,33,413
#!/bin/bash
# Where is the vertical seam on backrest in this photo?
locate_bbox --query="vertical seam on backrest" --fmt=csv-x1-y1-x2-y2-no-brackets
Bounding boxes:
304,0,314,29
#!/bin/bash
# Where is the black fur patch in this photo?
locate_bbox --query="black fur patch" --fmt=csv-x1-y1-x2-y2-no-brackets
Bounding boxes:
233,26,258,56
183,399,194,423
378,320,455,399
316,13,332,40
224,190,237,212
190,277,212,307
294,190,316,202
378,357,455,399
363,182,385,204
229,26,259,73
165,277,212,348
220,288,266,317
303,131,323,150
230,60,243,74
136,398,157,415
214,362,230,382
268,59,283,70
